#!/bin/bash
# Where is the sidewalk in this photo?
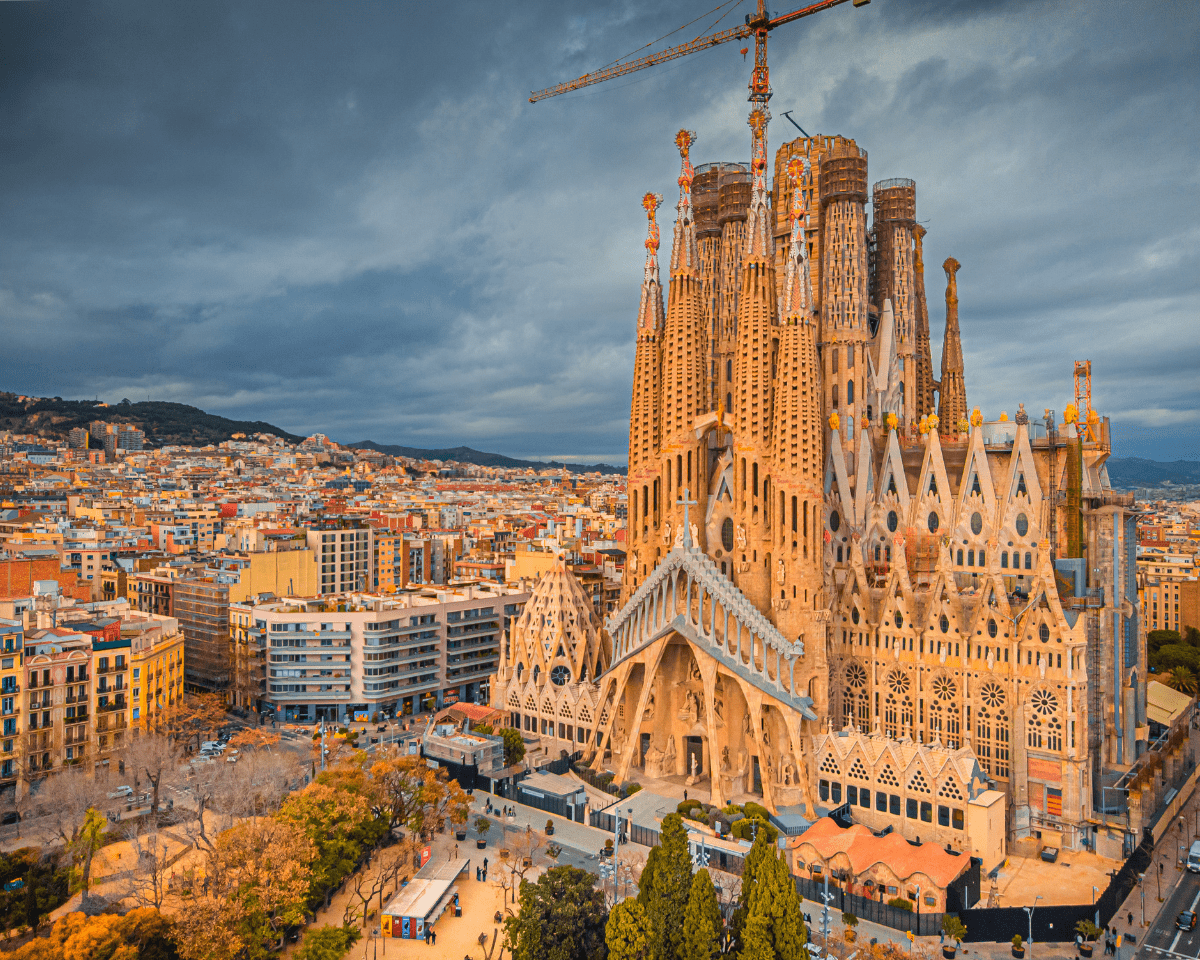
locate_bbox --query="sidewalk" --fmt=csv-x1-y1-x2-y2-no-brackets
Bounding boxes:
468,793,611,857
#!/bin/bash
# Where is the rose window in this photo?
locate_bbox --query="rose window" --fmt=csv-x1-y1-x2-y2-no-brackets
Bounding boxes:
550,665,571,687
933,677,957,701
980,682,1005,708
846,663,867,689
1031,689,1058,716
887,670,910,695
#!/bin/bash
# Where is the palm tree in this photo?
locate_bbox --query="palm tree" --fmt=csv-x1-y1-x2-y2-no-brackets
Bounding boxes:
1165,666,1198,695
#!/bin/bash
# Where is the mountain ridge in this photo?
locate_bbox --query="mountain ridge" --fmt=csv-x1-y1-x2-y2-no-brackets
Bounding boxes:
345,440,625,475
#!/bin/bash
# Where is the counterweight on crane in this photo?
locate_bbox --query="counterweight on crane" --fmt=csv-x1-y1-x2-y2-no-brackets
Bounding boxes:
529,0,870,104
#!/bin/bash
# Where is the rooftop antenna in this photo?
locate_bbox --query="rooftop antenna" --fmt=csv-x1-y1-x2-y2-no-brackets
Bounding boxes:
781,110,809,136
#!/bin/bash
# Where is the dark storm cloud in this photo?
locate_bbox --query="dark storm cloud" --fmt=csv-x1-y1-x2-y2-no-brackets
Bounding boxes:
0,0,1196,462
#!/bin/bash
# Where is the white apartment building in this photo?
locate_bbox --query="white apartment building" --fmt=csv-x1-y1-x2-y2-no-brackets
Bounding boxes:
232,582,529,723
307,525,370,595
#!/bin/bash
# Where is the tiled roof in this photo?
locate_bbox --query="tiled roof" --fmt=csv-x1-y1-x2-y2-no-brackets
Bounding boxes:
790,817,971,888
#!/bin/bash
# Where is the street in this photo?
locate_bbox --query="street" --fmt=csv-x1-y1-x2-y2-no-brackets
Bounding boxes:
1139,870,1200,960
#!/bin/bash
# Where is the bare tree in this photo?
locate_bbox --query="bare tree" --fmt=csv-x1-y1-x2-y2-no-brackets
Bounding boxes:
341,838,416,929
120,819,177,908
122,731,183,822
179,760,222,848
30,770,107,897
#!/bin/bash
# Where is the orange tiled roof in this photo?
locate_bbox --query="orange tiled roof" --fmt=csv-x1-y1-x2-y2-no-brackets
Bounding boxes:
789,817,970,888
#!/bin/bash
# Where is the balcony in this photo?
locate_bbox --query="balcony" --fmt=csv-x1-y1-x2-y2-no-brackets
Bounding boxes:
0,684,20,696
98,699,127,713
65,711,88,724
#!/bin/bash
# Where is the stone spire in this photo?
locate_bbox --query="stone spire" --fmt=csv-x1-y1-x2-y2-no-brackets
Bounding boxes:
779,156,814,321
937,257,968,434
661,131,707,444
912,224,936,420
744,109,774,261
669,129,700,276
629,192,663,471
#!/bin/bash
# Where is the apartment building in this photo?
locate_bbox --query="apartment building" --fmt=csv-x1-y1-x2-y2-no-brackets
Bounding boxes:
1138,548,1198,633
307,524,370,595
230,582,529,723
0,609,183,800
174,578,230,694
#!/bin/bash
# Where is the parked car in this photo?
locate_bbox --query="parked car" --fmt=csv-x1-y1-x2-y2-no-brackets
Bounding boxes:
107,785,134,801
1178,911,1197,931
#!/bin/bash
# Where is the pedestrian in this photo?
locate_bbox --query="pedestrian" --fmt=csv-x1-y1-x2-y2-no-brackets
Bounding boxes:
483,868,487,881
431,929,436,946
684,790,688,801
476,866,481,881
1128,912,1134,927
483,857,489,869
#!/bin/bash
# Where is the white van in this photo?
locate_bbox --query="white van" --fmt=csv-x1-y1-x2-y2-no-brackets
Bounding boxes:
1187,841,1200,873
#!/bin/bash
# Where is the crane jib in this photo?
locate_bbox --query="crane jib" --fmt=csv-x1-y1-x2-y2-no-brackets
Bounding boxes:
528,0,865,103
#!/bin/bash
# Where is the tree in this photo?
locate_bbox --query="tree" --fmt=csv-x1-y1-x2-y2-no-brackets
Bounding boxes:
276,781,387,909
342,839,416,930
500,728,526,767
1165,667,1198,695
681,870,723,960
9,907,179,960
607,898,652,960
164,693,226,751
121,821,176,908
122,731,182,822
174,818,314,960
66,807,106,898
368,749,469,837
295,924,362,960
729,829,774,949
738,843,806,960
636,813,693,960
505,865,608,960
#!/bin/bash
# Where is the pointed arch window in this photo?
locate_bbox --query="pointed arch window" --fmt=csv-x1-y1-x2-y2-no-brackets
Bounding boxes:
847,380,855,405
1001,552,1009,569
970,474,982,496
1016,474,1027,496
832,384,839,408
1025,551,1033,570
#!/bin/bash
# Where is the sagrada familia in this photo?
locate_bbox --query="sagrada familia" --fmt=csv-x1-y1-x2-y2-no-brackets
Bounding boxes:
493,116,1148,861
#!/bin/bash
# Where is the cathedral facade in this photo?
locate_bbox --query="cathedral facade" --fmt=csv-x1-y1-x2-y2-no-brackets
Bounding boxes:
492,120,1145,859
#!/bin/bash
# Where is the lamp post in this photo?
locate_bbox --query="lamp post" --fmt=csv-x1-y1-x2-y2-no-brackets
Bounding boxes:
1139,874,1146,926
1157,859,1165,901
1023,896,1043,958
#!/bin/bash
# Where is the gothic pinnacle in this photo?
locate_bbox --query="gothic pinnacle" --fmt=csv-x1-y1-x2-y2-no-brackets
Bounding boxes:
669,130,699,276
779,155,814,323
637,192,664,333
744,108,774,261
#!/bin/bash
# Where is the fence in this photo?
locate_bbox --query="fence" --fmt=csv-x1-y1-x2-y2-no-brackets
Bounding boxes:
792,837,1159,944
589,808,661,848
795,876,944,936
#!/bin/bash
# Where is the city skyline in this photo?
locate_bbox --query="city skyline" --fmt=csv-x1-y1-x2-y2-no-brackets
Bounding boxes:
1,0,1196,463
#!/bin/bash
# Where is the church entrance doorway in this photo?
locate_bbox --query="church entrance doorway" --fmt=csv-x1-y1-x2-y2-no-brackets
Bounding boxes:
640,732,651,768
685,736,704,776
752,755,762,795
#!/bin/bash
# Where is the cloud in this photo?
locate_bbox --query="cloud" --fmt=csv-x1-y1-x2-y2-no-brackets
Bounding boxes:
0,0,1195,463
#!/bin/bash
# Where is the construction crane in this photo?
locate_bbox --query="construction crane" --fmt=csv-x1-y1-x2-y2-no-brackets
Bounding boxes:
529,0,871,105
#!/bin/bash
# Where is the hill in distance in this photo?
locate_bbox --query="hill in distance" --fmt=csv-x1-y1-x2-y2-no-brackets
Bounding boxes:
1105,457,1200,489
0,392,304,447
347,440,625,475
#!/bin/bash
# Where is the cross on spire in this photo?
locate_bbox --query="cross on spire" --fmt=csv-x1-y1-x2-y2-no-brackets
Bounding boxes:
677,487,698,548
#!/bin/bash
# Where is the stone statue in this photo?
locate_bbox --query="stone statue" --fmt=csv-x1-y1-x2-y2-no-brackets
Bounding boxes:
663,522,672,545
678,690,699,724
690,523,699,545
713,695,725,728
720,746,731,772
776,559,786,584
644,743,666,778
736,524,747,549
686,751,700,786
643,680,657,721
664,734,677,774
630,552,638,574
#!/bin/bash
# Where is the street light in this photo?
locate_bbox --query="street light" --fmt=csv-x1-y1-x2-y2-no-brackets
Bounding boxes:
1023,896,1043,957
1139,873,1146,926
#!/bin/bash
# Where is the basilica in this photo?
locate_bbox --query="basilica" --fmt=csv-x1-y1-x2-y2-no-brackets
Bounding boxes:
492,118,1145,861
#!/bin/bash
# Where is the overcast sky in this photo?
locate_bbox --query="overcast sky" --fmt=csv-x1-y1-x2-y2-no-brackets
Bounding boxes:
1,0,1196,463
